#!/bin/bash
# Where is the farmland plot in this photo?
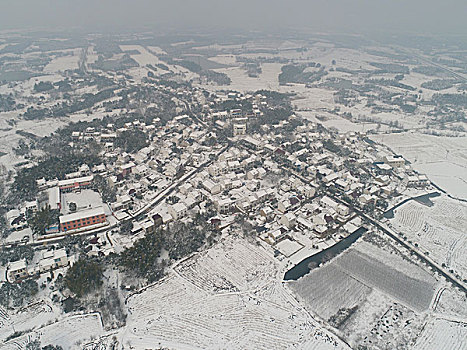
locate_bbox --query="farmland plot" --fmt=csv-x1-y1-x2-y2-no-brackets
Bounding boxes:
435,287,467,318
118,238,349,350
412,318,467,350
174,238,276,293
287,239,439,349
336,249,436,312
391,196,467,278
289,263,372,320
43,50,80,73
0,301,59,342
119,45,160,66
342,289,425,349
0,313,104,350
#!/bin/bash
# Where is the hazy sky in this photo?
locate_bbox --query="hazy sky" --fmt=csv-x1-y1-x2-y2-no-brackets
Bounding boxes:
0,0,465,36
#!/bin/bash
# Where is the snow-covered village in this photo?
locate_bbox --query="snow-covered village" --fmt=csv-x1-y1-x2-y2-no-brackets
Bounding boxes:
0,6,466,350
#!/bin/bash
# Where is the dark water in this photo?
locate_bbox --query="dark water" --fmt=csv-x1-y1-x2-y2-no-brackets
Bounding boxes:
284,227,367,281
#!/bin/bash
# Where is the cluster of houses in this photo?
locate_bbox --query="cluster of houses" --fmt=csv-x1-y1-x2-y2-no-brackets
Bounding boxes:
3,88,435,269
7,248,69,282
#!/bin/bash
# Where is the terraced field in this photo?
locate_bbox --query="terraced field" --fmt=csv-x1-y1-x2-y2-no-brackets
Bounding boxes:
412,318,467,350
174,239,276,293
119,238,349,350
391,196,467,278
0,313,103,350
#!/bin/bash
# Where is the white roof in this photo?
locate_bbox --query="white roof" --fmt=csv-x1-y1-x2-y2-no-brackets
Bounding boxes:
58,175,93,187
172,203,187,213
59,207,105,224
276,239,302,257
9,260,27,271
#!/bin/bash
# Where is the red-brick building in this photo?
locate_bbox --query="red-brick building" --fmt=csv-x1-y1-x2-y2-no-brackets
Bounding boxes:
59,207,106,232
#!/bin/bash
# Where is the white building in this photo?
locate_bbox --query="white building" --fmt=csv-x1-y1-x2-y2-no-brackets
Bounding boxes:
280,212,297,229
7,260,28,282
39,249,68,273
169,203,188,220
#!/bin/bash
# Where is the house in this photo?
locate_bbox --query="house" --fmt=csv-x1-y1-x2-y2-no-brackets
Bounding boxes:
202,179,221,195
359,194,374,205
268,228,285,244
179,183,193,195
141,220,156,234
215,198,233,214
280,212,296,229
152,213,163,227
384,155,405,168
336,204,350,217
7,260,28,282
320,196,339,210
313,213,328,226
233,123,247,136
259,206,274,220
296,216,314,231
39,249,68,273
407,174,430,187
208,165,221,177
169,203,188,220
278,200,292,213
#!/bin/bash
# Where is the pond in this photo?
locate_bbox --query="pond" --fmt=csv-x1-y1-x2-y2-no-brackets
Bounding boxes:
283,227,367,281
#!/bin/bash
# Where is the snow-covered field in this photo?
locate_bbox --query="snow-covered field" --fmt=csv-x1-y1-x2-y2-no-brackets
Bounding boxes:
412,318,467,350
390,195,467,278
289,262,371,320
371,132,467,200
289,236,441,349
336,249,436,312
0,311,103,350
116,238,349,349
290,240,437,316
0,111,68,170
206,63,283,92
43,50,80,73
119,45,160,67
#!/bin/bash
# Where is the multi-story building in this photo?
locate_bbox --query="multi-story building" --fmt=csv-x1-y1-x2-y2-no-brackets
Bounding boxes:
7,260,28,282
59,207,106,232
58,175,93,192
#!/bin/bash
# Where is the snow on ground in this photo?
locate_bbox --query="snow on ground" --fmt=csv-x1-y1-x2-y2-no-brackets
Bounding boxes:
342,289,423,349
0,111,68,170
116,238,349,350
43,50,80,73
390,195,467,278
336,249,436,312
290,241,437,316
0,311,103,350
435,287,467,319
174,238,275,293
371,132,467,200
0,302,59,341
289,262,372,320
203,63,282,92
411,318,467,350
146,46,167,55
119,45,160,66
289,237,437,350
208,55,238,65
298,111,386,133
